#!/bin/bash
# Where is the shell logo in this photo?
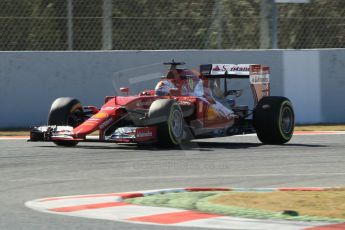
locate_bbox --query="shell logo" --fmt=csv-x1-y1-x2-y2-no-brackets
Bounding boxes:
92,112,108,119
207,107,217,119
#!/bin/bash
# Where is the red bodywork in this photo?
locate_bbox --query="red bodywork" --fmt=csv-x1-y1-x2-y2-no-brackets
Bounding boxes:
36,63,270,144
65,93,234,142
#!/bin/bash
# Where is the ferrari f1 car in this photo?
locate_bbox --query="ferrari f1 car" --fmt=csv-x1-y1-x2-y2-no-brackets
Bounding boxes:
30,61,295,147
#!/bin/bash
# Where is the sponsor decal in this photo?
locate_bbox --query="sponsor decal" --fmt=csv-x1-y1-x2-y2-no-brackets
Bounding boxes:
99,117,113,129
212,65,250,72
210,64,251,76
136,131,153,138
249,65,270,84
135,127,156,141
212,65,221,71
207,107,218,120
250,74,270,84
87,118,101,122
178,101,192,106
228,66,249,71
92,112,108,119
102,106,116,111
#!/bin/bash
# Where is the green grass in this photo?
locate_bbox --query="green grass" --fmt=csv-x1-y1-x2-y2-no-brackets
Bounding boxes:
126,191,345,222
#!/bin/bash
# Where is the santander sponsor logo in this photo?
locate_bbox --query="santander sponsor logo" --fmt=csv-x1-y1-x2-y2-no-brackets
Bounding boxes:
212,65,221,71
228,66,249,71
212,65,250,72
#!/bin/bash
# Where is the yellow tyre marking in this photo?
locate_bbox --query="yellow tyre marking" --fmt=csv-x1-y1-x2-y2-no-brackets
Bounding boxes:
278,101,293,140
168,104,179,145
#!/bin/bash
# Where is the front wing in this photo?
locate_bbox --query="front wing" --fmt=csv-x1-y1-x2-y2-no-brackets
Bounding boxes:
29,125,157,144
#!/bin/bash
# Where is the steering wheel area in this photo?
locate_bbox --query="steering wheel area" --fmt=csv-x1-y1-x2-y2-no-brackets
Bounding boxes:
224,89,243,97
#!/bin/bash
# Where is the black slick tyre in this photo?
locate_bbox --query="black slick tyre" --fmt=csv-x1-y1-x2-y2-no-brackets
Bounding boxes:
253,96,294,144
47,97,83,147
148,99,184,147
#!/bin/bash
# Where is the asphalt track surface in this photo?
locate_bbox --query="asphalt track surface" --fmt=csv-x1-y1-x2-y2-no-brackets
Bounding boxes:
1,134,345,230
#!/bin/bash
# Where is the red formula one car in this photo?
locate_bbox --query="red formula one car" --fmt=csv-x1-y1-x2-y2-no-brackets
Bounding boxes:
30,61,295,147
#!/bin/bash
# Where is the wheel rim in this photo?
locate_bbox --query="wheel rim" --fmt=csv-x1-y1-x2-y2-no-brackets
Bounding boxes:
171,109,183,138
281,106,293,134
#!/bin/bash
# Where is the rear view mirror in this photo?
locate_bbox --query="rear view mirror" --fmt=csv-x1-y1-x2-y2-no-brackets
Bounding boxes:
120,87,129,96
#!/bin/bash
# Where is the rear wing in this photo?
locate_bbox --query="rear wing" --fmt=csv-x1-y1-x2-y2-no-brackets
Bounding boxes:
201,64,251,77
200,64,270,83
200,64,270,104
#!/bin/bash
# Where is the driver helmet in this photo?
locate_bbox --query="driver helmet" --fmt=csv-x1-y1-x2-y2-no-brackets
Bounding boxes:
155,79,177,96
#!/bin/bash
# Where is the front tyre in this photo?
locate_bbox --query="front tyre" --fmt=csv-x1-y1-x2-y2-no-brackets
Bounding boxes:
148,99,184,147
253,96,294,144
48,97,83,147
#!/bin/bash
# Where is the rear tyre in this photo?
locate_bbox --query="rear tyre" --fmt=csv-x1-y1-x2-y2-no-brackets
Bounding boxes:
253,96,294,144
48,97,83,147
148,99,184,147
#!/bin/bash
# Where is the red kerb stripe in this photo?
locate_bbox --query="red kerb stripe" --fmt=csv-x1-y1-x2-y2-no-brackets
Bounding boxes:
305,223,345,230
41,192,143,202
119,193,143,199
127,210,222,224
49,202,131,212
